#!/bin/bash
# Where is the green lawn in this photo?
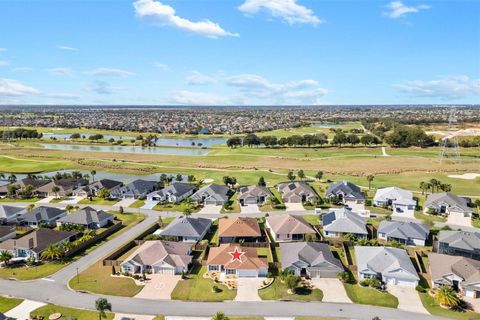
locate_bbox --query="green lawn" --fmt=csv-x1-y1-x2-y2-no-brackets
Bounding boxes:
257,247,273,263
221,197,241,214
259,278,323,301
0,296,23,313
30,304,114,320
0,197,40,202
153,201,200,213
0,260,69,280
130,199,145,208
302,215,320,225
343,283,398,308
419,292,480,320
171,266,236,301
0,155,70,173
78,197,118,205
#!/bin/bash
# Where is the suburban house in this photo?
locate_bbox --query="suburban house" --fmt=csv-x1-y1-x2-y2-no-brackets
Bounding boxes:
429,252,480,299
207,243,268,277
266,214,316,242
322,208,368,239
373,187,416,216
218,217,262,243
280,242,344,278
146,182,196,204
0,228,76,261
190,184,231,206
72,179,123,197
18,206,67,227
437,230,480,260
0,205,26,224
0,178,50,197
0,226,16,242
120,240,193,275
159,216,212,242
277,181,317,203
377,221,429,246
35,178,89,198
237,185,272,206
56,207,114,229
325,181,366,211
354,246,420,287
425,192,472,217
110,179,159,199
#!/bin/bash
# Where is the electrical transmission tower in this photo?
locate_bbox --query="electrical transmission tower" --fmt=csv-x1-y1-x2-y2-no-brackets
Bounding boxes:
439,107,461,163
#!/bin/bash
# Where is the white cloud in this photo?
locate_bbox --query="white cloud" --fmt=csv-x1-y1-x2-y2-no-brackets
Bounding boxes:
133,0,238,38
57,45,78,51
187,71,217,85
47,67,73,76
172,90,230,105
12,67,33,73
154,62,170,71
0,48,6,52
383,1,430,19
394,76,480,99
238,0,322,26
0,60,11,67
87,81,115,95
0,78,40,96
86,68,133,77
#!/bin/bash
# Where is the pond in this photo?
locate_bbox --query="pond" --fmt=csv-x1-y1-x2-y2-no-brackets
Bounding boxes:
41,133,227,147
313,122,344,127
40,144,210,156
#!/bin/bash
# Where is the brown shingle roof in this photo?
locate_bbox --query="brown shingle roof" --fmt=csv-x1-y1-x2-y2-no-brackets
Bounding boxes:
218,217,261,238
266,214,315,235
207,244,268,270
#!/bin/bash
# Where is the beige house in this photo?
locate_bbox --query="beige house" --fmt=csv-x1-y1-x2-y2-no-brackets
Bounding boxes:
277,181,317,203
266,214,316,242
218,217,262,243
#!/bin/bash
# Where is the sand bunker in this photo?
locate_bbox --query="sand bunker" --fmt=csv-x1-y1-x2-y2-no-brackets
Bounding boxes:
448,173,480,180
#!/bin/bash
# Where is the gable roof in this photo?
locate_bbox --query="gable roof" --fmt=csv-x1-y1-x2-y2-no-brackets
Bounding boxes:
75,179,123,193
0,178,50,193
266,214,315,235
374,187,415,205
237,185,272,200
355,246,419,281
218,217,261,238
0,225,16,240
57,207,113,226
148,182,196,198
278,181,316,198
438,231,480,251
207,243,268,270
0,205,26,221
191,184,230,202
111,179,158,197
36,178,88,193
280,242,343,271
325,181,365,200
322,208,368,235
425,192,471,213
160,216,212,238
20,206,65,223
122,240,192,268
429,253,480,288
378,221,429,241
0,228,76,254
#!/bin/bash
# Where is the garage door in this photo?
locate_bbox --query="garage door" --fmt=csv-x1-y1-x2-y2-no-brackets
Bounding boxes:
155,268,174,275
238,269,258,277
397,279,416,287
245,197,258,205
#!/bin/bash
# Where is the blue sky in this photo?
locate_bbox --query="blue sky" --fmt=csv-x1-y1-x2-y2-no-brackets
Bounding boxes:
0,0,479,105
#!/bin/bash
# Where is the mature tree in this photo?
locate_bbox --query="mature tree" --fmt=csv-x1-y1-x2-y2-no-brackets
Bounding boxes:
41,244,63,260
21,184,34,199
176,174,183,182
347,134,360,145
315,171,323,181
187,175,196,182
344,233,357,242
51,185,60,199
429,178,440,193
297,170,305,180
258,176,266,187
95,297,112,320
226,137,242,148
332,132,347,146
65,205,76,213
97,187,110,200
366,175,375,190
27,203,35,212
440,183,452,192
0,250,13,267
287,171,296,181
7,174,16,183
337,271,352,283
6,184,19,197
242,134,261,148
419,181,427,195
0,173,5,180
434,285,460,308
90,170,97,182
285,274,302,294
212,312,230,320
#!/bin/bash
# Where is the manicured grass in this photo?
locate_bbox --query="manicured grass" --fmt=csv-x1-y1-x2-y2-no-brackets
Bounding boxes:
49,198,64,203
257,247,273,263
0,296,23,313
343,283,398,308
130,199,145,208
0,261,69,280
30,304,114,320
0,197,40,202
221,196,241,214
171,266,236,301
419,292,480,320
302,214,320,225
0,155,70,173
153,201,200,213
259,278,323,301
69,261,143,297
78,197,118,205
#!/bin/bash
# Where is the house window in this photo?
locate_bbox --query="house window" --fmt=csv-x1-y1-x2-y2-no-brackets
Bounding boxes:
226,269,236,275
208,265,219,272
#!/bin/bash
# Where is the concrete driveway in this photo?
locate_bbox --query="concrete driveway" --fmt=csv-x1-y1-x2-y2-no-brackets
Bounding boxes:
115,313,154,320
388,285,429,314
4,299,46,319
141,201,158,209
285,202,305,212
134,274,180,300
235,278,263,301
197,204,221,214
446,212,472,228
114,198,137,208
60,196,84,204
36,196,55,203
240,204,260,214
311,278,351,303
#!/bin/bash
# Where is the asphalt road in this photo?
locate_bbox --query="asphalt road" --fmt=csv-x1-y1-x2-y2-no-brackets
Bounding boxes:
0,202,451,320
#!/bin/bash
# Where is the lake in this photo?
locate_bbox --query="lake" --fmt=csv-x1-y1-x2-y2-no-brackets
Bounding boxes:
40,144,210,156
41,133,227,147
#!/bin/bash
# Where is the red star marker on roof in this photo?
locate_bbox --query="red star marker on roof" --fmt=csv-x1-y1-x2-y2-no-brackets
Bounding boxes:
229,246,245,262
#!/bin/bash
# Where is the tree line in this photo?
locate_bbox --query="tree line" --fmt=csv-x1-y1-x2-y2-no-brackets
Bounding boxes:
0,128,43,140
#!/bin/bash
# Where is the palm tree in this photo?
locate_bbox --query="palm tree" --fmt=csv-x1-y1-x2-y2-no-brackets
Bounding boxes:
90,170,97,182
51,185,60,199
434,285,460,308
429,178,439,193
95,297,112,320
0,173,5,180
212,312,230,320
0,250,13,267
22,184,34,199
41,244,63,260
297,170,305,180
27,204,35,212
7,174,17,183
419,181,427,195
315,171,323,181
366,175,375,190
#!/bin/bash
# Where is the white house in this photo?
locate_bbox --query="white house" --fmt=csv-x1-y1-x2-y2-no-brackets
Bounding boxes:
374,187,416,217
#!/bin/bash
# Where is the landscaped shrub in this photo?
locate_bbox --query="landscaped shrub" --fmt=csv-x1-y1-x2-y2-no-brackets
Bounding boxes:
360,279,369,287
416,285,426,293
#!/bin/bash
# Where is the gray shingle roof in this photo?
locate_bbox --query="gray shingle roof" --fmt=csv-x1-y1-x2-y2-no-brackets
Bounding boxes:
439,230,480,251
111,179,158,197
326,181,365,200
0,205,26,221
378,221,429,241
160,216,211,238
322,208,368,235
123,240,193,268
237,185,272,200
280,242,343,271
20,206,65,223
425,192,471,213
57,206,113,226
191,184,230,202
355,246,419,281
148,182,196,199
